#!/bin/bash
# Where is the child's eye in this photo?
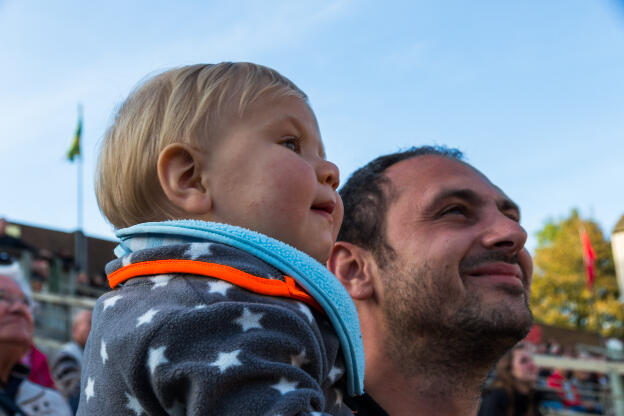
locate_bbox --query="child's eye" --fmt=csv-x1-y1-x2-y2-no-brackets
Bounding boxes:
280,137,301,153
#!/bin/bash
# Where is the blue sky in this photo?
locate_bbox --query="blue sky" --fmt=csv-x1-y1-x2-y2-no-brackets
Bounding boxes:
1,0,623,253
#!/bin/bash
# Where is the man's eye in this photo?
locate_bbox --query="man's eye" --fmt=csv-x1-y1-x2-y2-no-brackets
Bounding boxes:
440,206,466,216
280,137,301,153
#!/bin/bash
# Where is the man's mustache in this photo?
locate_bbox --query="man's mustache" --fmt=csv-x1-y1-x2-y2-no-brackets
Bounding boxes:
459,251,526,283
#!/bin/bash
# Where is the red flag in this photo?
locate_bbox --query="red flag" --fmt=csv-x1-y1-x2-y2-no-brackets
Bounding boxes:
581,230,596,290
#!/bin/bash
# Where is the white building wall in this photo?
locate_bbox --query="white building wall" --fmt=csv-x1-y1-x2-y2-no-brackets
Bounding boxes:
612,232,624,302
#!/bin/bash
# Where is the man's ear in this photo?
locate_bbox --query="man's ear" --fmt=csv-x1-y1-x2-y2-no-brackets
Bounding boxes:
157,143,212,215
327,242,375,300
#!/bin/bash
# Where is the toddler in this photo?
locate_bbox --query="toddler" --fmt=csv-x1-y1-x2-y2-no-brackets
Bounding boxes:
77,63,364,416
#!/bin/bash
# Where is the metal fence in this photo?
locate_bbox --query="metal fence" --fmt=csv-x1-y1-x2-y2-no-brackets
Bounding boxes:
534,354,624,416
31,291,97,357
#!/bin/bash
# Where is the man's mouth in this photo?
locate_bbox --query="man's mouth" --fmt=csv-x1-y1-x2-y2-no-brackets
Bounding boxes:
463,262,524,286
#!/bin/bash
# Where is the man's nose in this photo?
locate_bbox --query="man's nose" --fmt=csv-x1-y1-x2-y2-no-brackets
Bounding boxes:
480,210,527,253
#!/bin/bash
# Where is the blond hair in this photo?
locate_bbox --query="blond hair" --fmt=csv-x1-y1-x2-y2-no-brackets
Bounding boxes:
96,62,307,229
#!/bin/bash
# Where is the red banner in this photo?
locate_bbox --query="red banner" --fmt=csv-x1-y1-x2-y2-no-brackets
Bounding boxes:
581,230,596,290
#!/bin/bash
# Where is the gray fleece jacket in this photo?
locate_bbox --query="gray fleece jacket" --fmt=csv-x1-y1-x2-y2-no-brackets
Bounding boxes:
77,236,354,415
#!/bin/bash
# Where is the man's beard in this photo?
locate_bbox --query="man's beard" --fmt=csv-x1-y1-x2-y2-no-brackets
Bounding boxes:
380,256,533,380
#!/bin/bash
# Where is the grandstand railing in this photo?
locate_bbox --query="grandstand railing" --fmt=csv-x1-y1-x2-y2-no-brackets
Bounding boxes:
534,354,624,416
31,292,97,357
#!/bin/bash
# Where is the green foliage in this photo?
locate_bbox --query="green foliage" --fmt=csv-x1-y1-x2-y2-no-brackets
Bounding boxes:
531,209,623,337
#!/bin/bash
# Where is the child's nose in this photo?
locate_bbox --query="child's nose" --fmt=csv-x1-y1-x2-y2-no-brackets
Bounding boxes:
317,159,340,190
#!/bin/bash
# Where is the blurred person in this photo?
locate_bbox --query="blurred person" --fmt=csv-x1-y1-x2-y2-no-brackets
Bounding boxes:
20,347,55,390
51,310,91,414
329,146,534,415
478,344,544,416
74,273,88,287
30,254,50,293
546,339,562,356
0,267,71,415
547,368,601,413
571,366,603,414
90,273,105,289
0,221,33,260
0,254,55,390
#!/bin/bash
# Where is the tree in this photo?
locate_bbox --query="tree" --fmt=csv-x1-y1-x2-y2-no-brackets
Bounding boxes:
531,209,624,338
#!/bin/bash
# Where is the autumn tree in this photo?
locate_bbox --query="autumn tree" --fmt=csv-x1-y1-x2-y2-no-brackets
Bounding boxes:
531,209,624,337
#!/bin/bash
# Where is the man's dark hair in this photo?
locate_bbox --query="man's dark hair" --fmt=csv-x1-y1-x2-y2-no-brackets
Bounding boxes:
338,145,464,263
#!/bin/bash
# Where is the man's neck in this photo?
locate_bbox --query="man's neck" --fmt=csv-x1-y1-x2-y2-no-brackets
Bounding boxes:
366,353,486,416
360,321,508,416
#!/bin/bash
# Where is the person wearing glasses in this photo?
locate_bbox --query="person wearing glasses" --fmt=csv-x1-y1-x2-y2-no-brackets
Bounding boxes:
0,257,71,416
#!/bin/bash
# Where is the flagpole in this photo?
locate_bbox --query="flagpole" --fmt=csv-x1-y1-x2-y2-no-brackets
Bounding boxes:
77,136,83,234
75,104,86,278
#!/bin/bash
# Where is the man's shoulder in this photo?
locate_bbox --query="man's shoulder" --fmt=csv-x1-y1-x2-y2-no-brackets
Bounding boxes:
343,393,389,416
482,387,510,399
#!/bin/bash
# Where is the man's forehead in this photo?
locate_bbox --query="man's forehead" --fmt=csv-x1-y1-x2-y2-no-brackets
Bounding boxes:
385,155,512,204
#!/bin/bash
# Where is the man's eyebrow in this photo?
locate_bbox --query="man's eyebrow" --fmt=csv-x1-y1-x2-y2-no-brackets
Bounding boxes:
426,188,484,210
425,188,521,216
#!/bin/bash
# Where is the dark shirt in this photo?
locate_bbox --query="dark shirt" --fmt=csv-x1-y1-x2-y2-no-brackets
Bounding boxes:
344,393,389,416
0,364,29,416
478,387,543,416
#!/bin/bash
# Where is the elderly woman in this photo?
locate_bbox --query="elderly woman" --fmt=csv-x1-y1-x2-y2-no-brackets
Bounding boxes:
0,260,71,416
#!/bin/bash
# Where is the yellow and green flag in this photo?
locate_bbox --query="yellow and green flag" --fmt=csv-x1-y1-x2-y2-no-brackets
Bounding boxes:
67,106,83,162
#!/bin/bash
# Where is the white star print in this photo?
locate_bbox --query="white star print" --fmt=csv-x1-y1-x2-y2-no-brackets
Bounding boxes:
121,253,133,267
209,350,242,373
207,280,232,296
271,377,298,395
100,340,108,365
84,377,95,402
136,308,159,327
297,302,314,323
334,388,343,406
194,304,207,310
150,275,173,289
125,392,144,415
102,295,123,311
290,349,309,368
328,366,344,383
147,346,169,375
184,242,213,260
234,308,264,332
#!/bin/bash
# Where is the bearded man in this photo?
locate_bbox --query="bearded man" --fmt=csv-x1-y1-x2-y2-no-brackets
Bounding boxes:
328,146,533,416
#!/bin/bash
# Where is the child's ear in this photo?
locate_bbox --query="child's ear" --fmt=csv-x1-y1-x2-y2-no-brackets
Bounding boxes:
327,242,375,300
157,143,212,215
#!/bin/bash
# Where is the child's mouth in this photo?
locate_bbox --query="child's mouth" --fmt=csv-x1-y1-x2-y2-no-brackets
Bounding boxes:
311,201,335,219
